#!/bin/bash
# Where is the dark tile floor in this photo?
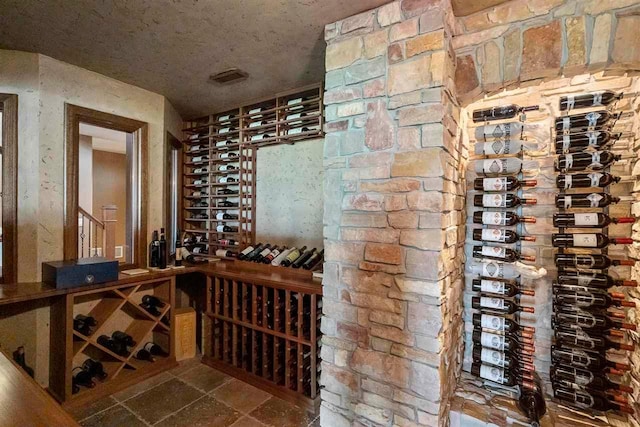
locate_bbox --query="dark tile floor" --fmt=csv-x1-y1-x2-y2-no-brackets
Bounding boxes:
68,358,319,427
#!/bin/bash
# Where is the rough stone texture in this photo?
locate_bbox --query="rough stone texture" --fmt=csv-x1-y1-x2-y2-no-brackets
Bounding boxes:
365,100,395,151
612,15,640,65
389,18,419,42
590,14,612,66
521,21,562,80
326,37,364,71
481,41,501,86
377,1,403,27
405,30,445,58
454,55,479,94
564,16,585,69
503,29,520,82
364,29,389,59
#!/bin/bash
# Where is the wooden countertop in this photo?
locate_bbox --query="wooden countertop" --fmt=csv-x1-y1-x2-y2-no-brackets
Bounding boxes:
0,260,322,307
0,352,79,427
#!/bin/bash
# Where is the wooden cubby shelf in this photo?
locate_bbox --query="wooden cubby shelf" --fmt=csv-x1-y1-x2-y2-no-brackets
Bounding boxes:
49,277,177,408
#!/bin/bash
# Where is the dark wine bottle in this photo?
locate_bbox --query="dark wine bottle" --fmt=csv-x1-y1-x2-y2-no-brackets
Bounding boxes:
302,249,324,270
472,279,535,297
552,213,634,228
472,346,534,370
551,365,633,393
472,104,539,122
518,377,546,427
144,342,169,357
472,296,534,314
470,362,523,386
556,271,637,288
112,331,136,348
174,230,183,267
555,253,635,269
82,359,108,381
555,130,621,153
551,233,633,248
473,211,536,226
149,230,160,267
243,244,265,261
216,225,238,233
158,228,167,269
135,349,155,362
553,290,635,310
292,248,316,269
72,367,95,389
556,172,621,189
559,91,623,111
282,246,307,267
474,194,536,208
555,151,620,173
142,295,166,308
238,244,258,260
262,246,282,264
555,193,620,209
474,177,536,192
553,387,633,413
555,110,617,131
551,346,630,372
473,229,535,244
553,327,634,351
253,244,273,263
472,312,535,333
553,309,636,331
472,246,535,263
474,122,523,141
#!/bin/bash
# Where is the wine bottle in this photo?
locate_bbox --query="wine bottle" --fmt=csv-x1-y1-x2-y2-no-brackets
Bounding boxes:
144,342,169,357
551,233,633,248
472,279,535,297
469,260,521,280
282,246,307,267
474,177,536,192
553,387,633,413
82,359,108,381
219,164,236,171
272,248,292,266
238,244,257,260
218,201,238,207
472,313,535,333
219,176,236,183
555,110,617,131
149,230,160,267
473,211,536,226
551,365,633,393
555,253,635,269
292,248,316,269
553,213,635,228
474,194,536,208
158,228,167,269
555,130,621,153
472,246,535,263
215,249,233,257
472,229,535,244
474,139,525,156
112,331,136,347
135,349,155,362
72,367,95,389
216,212,239,220
142,295,166,309
140,302,161,317
556,271,637,288
472,346,534,370
559,91,623,111
553,310,636,331
219,188,239,195
518,377,546,427
555,151,620,172
262,246,282,264
97,335,128,356
220,152,237,159
474,122,524,141
556,172,621,189
73,316,95,336
553,290,635,309
253,245,274,263
474,158,523,175
555,193,620,209
470,362,524,386
551,346,630,372
175,230,183,267
553,327,634,351
216,225,238,233
472,296,535,314
472,105,539,123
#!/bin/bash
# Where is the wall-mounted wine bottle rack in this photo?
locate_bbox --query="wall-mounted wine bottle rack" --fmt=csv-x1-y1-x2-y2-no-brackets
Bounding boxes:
181,84,324,259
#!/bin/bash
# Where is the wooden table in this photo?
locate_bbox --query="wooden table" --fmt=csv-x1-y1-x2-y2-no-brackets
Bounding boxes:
0,351,79,426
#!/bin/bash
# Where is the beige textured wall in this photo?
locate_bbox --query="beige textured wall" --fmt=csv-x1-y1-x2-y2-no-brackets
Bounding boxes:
255,139,324,250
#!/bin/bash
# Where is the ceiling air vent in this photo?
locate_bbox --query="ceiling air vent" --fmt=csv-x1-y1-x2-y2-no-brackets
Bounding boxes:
209,68,249,85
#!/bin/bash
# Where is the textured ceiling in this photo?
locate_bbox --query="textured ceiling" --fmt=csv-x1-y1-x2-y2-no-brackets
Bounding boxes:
0,0,391,118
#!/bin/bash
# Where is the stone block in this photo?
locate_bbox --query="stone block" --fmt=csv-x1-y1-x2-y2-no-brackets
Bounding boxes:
337,322,368,346
521,21,562,80
388,211,419,229
390,91,423,109
410,362,441,401
421,123,445,147
370,311,405,329
391,149,445,177
390,18,419,42
340,130,365,155
364,29,389,59
365,99,395,151
378,1,403,27
360,261,407,274
362,378,393,398
325,69,344,89
454,54,479,95
325,241,365,265
405,248,441,280
341,11,375,35
389,55,431,96
503,29,520,82
337,101,365,117
408,301,443,336
388,42,405,64
407,191,443,211
397,127,421,151
391,343,440,366
342,193,385,211
341,212,389,228
429,50,446,87
320,405,350,427
326,37,363,71
397,104,444,126
482,41,501,86
365,243,403,265
361,178,421,192
419,8,445,33
342,227,400,244
355,403,392,425
349,151,393,168
590,14,612,66
371,323,414,345
612,15,640,65
320,363,359,396
324,87,362,104
406,30,445,58
565,16,586,69
394,389,440,414
384,194,408,211
400,229,444,250
402,0,442,18
350,348,411,387
324,120,349,133
363,78,386,97
345,57,386,85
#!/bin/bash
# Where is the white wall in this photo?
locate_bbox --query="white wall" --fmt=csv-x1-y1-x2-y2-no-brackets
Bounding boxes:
255,140,324,250
78,135,93,212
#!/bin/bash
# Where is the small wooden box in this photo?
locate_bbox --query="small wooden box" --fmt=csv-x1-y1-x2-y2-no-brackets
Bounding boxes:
174,308,196,361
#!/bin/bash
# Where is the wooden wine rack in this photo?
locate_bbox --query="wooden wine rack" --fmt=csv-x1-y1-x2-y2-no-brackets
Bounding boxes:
202,272,322,411
181,83,324,258
49,277,176,407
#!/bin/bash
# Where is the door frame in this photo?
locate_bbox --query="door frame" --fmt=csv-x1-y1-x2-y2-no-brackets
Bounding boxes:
0,94,18,283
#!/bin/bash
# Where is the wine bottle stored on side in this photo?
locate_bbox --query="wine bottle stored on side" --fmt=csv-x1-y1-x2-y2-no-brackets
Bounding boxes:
555,151,620,173
556,172,621,189
263,246,283,264
553,387,633,413
144,342,169,357
551,365,633,393
282,246,307,267
553,327,634,351
253,245,274,263
472,279,535,297
474,158,523,175
473,211,536,226
472,346,534,370
551,233,633,248
82,359,108,381
470,362,526,386
135,349,156,362
556,271,637,289
555,131,621,153
72,367,96,389
472,312,535,333
142,295,166,309
272,248,292,266
472,246,535,263
553,213,635,228
473,229,535,244
472,296,535,314
473,177,536,192
303,249,324,270
468,260,521,280
474,122,524,141
292,248,316,269
238,244,258,260
474,139,526,156
472,105,539,123
556,193,620,209
553,310,636,331
559,91,623,111
555,110,617,131
553,290,635,310
112,331,136,348
555,254,635,269
551,346,630,372
474,194,536,208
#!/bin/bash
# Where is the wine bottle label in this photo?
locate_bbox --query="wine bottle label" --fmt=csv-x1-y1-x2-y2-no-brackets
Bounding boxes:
216,212,225,220
481,246,506,259
216,249,229,257
564,153,573,170
588,173,602,186
287,112,302,120
482,194,506,208
483,177,508,191
219,127,231,133
588,132,598,146
248,121,263,128
574,255,596,268
482,212,507,226
259,248,271,257
586,111,601,127
218,114,231,121
586,193,603,207
288,97,303,105
573,234,598,247
191,145,201,151
193,156,203,162
240,246,254,256
480,280,506,295
481,229,507,243
481,348,507,367
593,92,603,106
586,152,602,171
480,313,506,330
193,247,202,254
562,134,570,152
563,174,573,189
215,140,226,147
480,332,505,350
216,225,225,232
573,213,598,226
482,159,506,174
576,275,595,285
480,297,505,309
479,365,506,384
563,195,572,209
563,116,570,130
565,95,575,110
481,261,504,278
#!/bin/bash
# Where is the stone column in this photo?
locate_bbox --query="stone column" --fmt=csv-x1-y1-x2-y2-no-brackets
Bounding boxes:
321,1,466,426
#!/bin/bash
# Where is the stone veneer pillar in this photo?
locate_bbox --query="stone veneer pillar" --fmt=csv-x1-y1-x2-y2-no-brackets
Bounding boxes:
320,1,465,426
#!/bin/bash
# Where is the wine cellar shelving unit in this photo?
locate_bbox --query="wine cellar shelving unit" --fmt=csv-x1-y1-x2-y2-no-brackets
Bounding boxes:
49,277,176,406
202,273,322,411
181,83,324,259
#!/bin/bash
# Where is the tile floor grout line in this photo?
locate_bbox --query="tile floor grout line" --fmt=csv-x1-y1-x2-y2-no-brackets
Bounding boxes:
119,400,155,427
115,373,176,404
76,399,121,423
150,393,210,426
